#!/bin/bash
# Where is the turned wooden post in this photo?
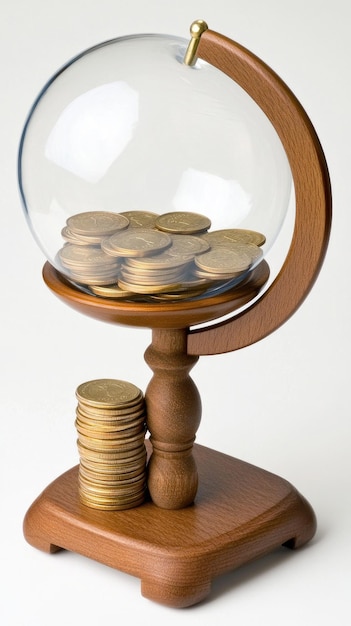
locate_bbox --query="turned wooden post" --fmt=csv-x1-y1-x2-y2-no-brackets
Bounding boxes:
144,328,201,509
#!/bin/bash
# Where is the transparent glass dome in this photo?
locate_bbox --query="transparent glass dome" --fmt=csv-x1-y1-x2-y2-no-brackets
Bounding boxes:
18,33,292,302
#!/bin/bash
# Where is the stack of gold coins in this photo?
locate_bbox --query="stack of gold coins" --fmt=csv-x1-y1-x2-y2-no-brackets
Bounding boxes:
63,211,130,244
193,244,263,280
155,211,211,235
57,211,130,285
56,209,267,300
58,244,123,285
101,227,172,258
200,228,266,248
119,210,158,228
75,379,147,510
118,233,210,296
104,213,212,295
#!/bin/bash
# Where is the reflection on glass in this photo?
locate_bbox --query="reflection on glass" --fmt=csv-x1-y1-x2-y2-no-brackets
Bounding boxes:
45,82,139,183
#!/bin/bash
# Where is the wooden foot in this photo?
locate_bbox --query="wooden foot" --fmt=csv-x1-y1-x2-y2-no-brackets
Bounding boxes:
23,442,316,608
141,578,212,608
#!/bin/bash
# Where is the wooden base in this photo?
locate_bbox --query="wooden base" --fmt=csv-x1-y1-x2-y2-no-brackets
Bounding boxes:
23,442,316,608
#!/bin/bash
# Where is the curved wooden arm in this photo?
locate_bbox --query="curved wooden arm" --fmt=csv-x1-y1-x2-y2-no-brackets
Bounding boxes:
187,29,332,356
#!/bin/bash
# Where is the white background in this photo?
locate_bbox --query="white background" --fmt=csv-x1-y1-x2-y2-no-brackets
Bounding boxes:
1,1,350,624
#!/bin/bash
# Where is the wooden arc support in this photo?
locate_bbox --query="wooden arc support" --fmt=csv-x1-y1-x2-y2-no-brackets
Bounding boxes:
23,26,331,608
188,28,332,355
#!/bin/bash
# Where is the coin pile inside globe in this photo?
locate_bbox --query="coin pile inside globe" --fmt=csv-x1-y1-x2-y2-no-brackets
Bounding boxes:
75,379,147,510
57,210,266,301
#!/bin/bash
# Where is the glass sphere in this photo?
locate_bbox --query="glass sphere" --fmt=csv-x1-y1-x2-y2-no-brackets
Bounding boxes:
18,33,292,302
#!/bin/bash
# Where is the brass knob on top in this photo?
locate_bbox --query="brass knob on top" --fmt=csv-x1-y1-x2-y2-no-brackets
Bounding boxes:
183,19,208,66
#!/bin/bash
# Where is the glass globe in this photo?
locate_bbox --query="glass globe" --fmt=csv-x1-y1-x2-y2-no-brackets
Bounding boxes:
18,33,292,302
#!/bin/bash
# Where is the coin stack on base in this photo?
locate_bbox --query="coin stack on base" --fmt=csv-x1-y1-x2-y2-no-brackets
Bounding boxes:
75,379,147,510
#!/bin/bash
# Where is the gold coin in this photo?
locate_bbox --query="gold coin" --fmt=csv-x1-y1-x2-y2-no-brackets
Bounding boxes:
79,488,146,504
119,210,158,228
75,418,145,434
79,470,144,487
61,226,113,246
118,278,183,294
192,267,242,280
61,227,100,245
75,421,145,440
79,451,146,466
79,458,147,477
78,493,146,509
76,408,145,425
80,475,146,490
58,244,119,267
124,249,194,270
66,273,121,287
78,473,146,492
201,228,266,247
79,445,147,463
77,393,144,409
155,211,211,234
66,211,129,236
124,256,190,272
119,267,188,285
150,289,207,301
89,284,135,298
194,244,261,274
120,262,188,277
80,466,146,483
78,479,146,496
99,237,124,258
66,266,121,277
78,476,145,491
79,470,146,487
71,277,121,287
66,265,121,278
76,401,145,420
168,234,211,255
80,491,147,505
76,403,145,419
102,228,172,257
79,495,146,510
79,466,146,486
76,379,143,408
76,419,146,438
78,491,147,507
77,441,146,462
77,430,146,449
125,266,189,279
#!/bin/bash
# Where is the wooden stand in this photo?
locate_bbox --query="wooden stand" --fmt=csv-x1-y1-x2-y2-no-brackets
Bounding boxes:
23,262,317,607
23,441,316,608
22,26,332,609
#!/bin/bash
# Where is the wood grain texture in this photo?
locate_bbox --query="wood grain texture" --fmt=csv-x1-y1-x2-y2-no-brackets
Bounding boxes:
144,329,201,508
23,441,316,608
187,29,332,355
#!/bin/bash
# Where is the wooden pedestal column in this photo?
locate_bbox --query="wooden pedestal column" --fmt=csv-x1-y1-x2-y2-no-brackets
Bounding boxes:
144,328,201,509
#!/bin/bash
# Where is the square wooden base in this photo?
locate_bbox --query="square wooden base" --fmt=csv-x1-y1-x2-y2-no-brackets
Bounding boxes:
23,442,316,607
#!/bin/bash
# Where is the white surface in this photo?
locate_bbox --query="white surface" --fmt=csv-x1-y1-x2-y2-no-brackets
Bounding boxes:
1,1,350,624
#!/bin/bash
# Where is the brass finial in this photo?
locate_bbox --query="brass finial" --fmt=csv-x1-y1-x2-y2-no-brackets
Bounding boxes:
183,19,208,66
